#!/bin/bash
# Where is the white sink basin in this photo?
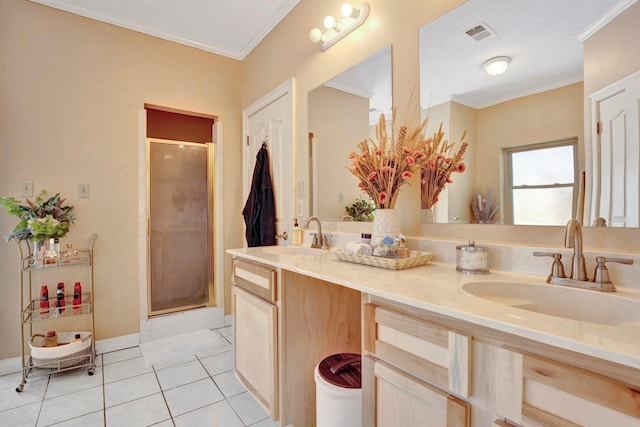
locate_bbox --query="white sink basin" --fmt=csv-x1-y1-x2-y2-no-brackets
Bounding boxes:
261,246,326,257
462,281,640,326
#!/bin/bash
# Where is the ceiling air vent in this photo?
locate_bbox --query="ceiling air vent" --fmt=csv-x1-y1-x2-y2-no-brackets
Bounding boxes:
464,22,496,42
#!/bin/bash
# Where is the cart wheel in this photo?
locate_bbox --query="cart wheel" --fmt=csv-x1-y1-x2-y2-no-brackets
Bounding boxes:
15,383,24,392
88,366,95,376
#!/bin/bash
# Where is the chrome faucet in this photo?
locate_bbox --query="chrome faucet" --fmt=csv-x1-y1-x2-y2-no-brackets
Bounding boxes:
305,216,327,249
564,218,588,281
534,218,633,292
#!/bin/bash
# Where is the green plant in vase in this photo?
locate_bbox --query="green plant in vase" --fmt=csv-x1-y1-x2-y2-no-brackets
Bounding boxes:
345,198,376,221
0,190,75,242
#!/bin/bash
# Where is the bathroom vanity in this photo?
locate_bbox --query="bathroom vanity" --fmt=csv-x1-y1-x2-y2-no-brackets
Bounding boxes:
228,246,640,426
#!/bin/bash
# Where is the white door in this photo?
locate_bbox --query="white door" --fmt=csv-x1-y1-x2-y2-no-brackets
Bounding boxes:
590,72,640,227
243,78,294,246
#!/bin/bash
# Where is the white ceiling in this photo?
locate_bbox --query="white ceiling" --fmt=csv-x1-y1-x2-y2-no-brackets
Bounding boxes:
29,0,301,60
419,0,632,109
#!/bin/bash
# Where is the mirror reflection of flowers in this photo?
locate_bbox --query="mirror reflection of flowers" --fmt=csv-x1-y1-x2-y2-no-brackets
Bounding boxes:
347,112,431,209
0,191,76,241
420,123,468,209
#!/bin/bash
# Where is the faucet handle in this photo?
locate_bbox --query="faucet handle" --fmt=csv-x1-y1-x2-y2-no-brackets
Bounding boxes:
592,256,634,291
533,252,566,283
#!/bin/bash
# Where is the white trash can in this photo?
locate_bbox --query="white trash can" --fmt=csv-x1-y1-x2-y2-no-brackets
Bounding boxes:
314,353,362,427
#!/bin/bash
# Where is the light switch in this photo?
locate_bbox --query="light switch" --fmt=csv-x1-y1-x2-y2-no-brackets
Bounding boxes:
78,183,90,198
338,192,344,202
297,180,306,196
20,181,33,197
296,199,304,217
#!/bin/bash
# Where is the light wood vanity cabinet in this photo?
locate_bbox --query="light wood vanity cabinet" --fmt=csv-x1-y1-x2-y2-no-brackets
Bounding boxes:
364,302,471,426
232,259,278,419
364,296,640,427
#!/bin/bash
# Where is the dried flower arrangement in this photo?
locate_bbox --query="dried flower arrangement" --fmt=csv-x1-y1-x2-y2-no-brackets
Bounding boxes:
0,191,75,241
420,123,468,209
470,192,499,224
346,112,430,209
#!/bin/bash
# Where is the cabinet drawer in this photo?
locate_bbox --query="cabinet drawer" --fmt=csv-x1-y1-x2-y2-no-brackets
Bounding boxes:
364,304,471,398
374,359,470,427
495,348,640,426
232,258,277,302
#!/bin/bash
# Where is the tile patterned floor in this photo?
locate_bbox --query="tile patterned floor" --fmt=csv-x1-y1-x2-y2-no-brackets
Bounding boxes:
0,326,276,427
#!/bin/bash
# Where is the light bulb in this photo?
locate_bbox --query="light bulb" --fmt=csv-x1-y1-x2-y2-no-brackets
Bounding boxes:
341,3,353,17
309,28,323,43
323,15,336,29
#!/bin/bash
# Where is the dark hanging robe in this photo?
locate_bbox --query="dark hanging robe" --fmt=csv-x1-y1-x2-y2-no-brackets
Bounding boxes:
243,144,277,247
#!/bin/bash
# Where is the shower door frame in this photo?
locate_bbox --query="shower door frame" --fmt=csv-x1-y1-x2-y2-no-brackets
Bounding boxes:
146,138,215,317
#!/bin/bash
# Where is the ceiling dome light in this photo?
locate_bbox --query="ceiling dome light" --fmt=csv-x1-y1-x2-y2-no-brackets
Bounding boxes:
483,56,511,76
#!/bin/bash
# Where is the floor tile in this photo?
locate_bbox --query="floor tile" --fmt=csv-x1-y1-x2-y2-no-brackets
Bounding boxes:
163,377,224,417
0,371,46,391
200,350,233,376
38,384,103,426
105,393,170,427
212,371,246,398
101,347,142,365
227,392,269,426
152,354,196,371
217,326,233,338
49,410,105,426
194,340,232,359
102,356,152,384
104,372,160,408
173,400,244,427
0,376,48,412
249,418,278,427
0,400,41,427
149,420,174,427
155,359,208,391
45,367,103,399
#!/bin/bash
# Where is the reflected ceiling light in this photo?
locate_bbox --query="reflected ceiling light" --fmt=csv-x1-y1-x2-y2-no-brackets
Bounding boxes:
483,56,511,76
309,3,370,51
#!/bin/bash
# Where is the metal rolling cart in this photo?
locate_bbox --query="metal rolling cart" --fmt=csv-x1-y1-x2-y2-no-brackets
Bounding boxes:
15,234,97,392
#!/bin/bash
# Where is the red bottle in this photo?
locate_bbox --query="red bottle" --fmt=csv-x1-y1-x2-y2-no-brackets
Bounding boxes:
39,285,50,314
55,282,65,313
73,282,82,310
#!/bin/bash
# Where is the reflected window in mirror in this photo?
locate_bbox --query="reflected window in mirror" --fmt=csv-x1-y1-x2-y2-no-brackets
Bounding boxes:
503,139,578,226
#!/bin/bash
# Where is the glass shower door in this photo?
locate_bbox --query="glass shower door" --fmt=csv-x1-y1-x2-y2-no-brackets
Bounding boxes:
148,140,213,314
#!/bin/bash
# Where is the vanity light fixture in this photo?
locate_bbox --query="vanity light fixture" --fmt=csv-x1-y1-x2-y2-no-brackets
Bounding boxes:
483,56,511,76
309,3,370,51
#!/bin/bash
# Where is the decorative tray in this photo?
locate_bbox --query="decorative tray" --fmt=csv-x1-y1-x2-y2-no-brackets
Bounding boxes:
332,249,433,270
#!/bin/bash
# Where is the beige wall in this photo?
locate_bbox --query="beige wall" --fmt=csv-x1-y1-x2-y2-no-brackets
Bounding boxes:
0,1,243,359
476,82,584,203
308,86,369,220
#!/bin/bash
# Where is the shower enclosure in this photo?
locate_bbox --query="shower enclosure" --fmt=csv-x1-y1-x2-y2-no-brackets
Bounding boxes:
147,139,214,315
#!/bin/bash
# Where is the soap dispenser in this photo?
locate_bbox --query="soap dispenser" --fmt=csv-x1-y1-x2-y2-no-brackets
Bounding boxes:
291,218,302,245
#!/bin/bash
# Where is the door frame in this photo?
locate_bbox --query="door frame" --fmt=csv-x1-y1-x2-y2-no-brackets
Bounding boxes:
137,109,226,322
242,78,296,247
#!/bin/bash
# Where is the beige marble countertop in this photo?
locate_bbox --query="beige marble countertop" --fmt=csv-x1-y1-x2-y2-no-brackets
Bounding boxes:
227,246,640,370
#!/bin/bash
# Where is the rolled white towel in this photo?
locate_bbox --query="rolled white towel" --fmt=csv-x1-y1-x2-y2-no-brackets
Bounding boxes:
345,241,373,256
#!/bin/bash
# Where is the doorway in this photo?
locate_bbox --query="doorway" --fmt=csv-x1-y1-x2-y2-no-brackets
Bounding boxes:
147,139,215,315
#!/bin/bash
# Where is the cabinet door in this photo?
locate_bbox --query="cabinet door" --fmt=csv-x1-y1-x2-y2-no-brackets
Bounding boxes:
495,348,640,426
233,286,278,419
374,359,470,427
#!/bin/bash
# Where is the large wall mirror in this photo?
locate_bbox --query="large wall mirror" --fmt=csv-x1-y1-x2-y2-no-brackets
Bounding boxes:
419,0,638,227
308,45,392,221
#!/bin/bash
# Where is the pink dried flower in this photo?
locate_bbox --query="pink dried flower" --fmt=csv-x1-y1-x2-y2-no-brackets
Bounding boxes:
378,192,389,204
367,171,377,181
406,156,415,166
347,151,357,159
456,162,466,173
403,146,412,154
381,166,395,173
401,171,413,179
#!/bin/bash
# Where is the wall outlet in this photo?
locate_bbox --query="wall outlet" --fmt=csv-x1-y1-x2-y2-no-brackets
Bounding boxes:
20,181,33,197
78,183,90,198
297,180,306,196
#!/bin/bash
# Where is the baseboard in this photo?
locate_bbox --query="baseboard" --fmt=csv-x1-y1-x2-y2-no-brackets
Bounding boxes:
95,333,140,355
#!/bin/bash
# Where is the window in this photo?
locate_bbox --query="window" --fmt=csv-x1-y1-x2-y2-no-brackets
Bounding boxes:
503,139,578,226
